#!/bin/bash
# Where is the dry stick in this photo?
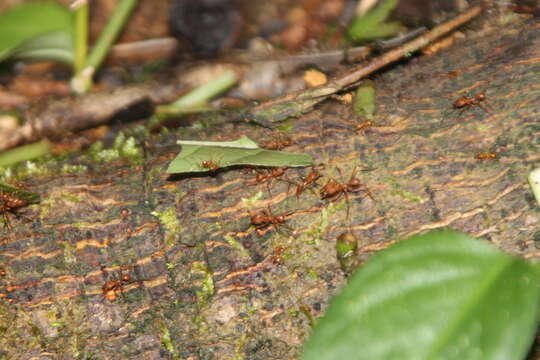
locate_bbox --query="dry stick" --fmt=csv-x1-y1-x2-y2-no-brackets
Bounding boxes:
245,4,485,127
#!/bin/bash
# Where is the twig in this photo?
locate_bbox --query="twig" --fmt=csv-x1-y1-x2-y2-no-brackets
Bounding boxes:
244,4,485,127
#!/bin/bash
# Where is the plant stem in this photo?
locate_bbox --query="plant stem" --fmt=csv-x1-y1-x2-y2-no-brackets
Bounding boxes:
157,69,238,115
71,0,138,93
0,140,52,167
72,0,88,75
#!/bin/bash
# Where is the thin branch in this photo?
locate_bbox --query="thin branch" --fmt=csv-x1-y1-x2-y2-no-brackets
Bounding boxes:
244,4,485,127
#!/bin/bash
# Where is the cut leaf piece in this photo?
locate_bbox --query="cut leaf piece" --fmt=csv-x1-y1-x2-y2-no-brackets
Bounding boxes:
177,136,259,149
0,2,73,63
167,141,312,174
302,230,540,360
352,79,375,119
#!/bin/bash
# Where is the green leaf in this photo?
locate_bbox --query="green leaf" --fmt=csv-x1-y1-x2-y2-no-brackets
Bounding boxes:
0,2,73,63
10,31,74,63
352,79,376,119
166,139,313,174
177,136,259,149
302,230,540,360
348,0,400,43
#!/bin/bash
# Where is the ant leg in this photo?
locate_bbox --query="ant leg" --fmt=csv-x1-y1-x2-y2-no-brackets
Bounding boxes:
344,192,351,220
477,102,491,114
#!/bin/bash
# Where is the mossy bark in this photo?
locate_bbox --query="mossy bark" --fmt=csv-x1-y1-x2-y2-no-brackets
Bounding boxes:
1,14,539,360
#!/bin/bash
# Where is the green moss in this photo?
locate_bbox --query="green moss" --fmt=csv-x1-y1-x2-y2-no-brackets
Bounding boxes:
86,132,143,164
224,235,249,257
61,164,87,174
303,208,330,245
241,191,263,208
191,261,214,304
160,324,177,356
387,178,424,203
151,207,181,246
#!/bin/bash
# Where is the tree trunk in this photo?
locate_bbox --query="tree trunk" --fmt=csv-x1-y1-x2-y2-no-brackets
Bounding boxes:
1,14,539,360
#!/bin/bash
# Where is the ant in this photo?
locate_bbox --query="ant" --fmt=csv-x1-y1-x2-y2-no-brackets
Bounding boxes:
453,92,489,113
250,207,293,235
271,246,286,264
260,132,293,151
0,267,5,277
292,167,323,198
250,167,289,195
352,120,374,133
1,193,27,230
475,152,497,160
200,160,221,172
101,266,142,301
0,183,39,231
320,167,374,218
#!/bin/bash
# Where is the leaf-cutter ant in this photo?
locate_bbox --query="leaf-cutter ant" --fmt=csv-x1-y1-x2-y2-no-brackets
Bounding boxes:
250,207,293,235
291,167,323,198
201,160,221,172
475,152,497,160
320,167,374,217
453,92,489,113
0,183,40,230
352,120,374,133
250,167,289,195
101,265,143,301
260,133,293,151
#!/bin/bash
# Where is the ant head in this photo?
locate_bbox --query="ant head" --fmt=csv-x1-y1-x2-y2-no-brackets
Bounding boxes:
476,92,486,101
348,178,361,187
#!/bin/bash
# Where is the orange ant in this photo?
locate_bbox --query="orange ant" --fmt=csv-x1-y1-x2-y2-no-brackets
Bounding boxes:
475,152,497,160
200,160,221,172
292,167,322,198
453,92,489,113
101,266,142,301
250,167,289,195
320,167,374,217
271,246,286,264
0,183,39,230
260,133,293,151
250,207,293,235
352,120,374,133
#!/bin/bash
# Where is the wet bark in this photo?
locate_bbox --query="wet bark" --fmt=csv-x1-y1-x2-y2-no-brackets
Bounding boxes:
1,15,539,360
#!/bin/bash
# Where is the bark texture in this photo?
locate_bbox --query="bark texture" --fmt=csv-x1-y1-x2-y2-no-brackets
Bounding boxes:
1,15,539,360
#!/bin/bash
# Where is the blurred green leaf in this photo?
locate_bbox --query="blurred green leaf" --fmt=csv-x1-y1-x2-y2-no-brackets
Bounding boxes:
348,0,401,43
352,79,375,119
0,2,73,63
302,230,540,360
167,138,312,174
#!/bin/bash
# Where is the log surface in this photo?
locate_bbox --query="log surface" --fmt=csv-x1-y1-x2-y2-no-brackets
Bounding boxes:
1,15,539,360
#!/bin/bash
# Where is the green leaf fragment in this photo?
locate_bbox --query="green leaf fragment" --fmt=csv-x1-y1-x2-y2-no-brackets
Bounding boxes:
302,230,540,360
177,136,259,149
352,79,376,119
167,138,313,174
